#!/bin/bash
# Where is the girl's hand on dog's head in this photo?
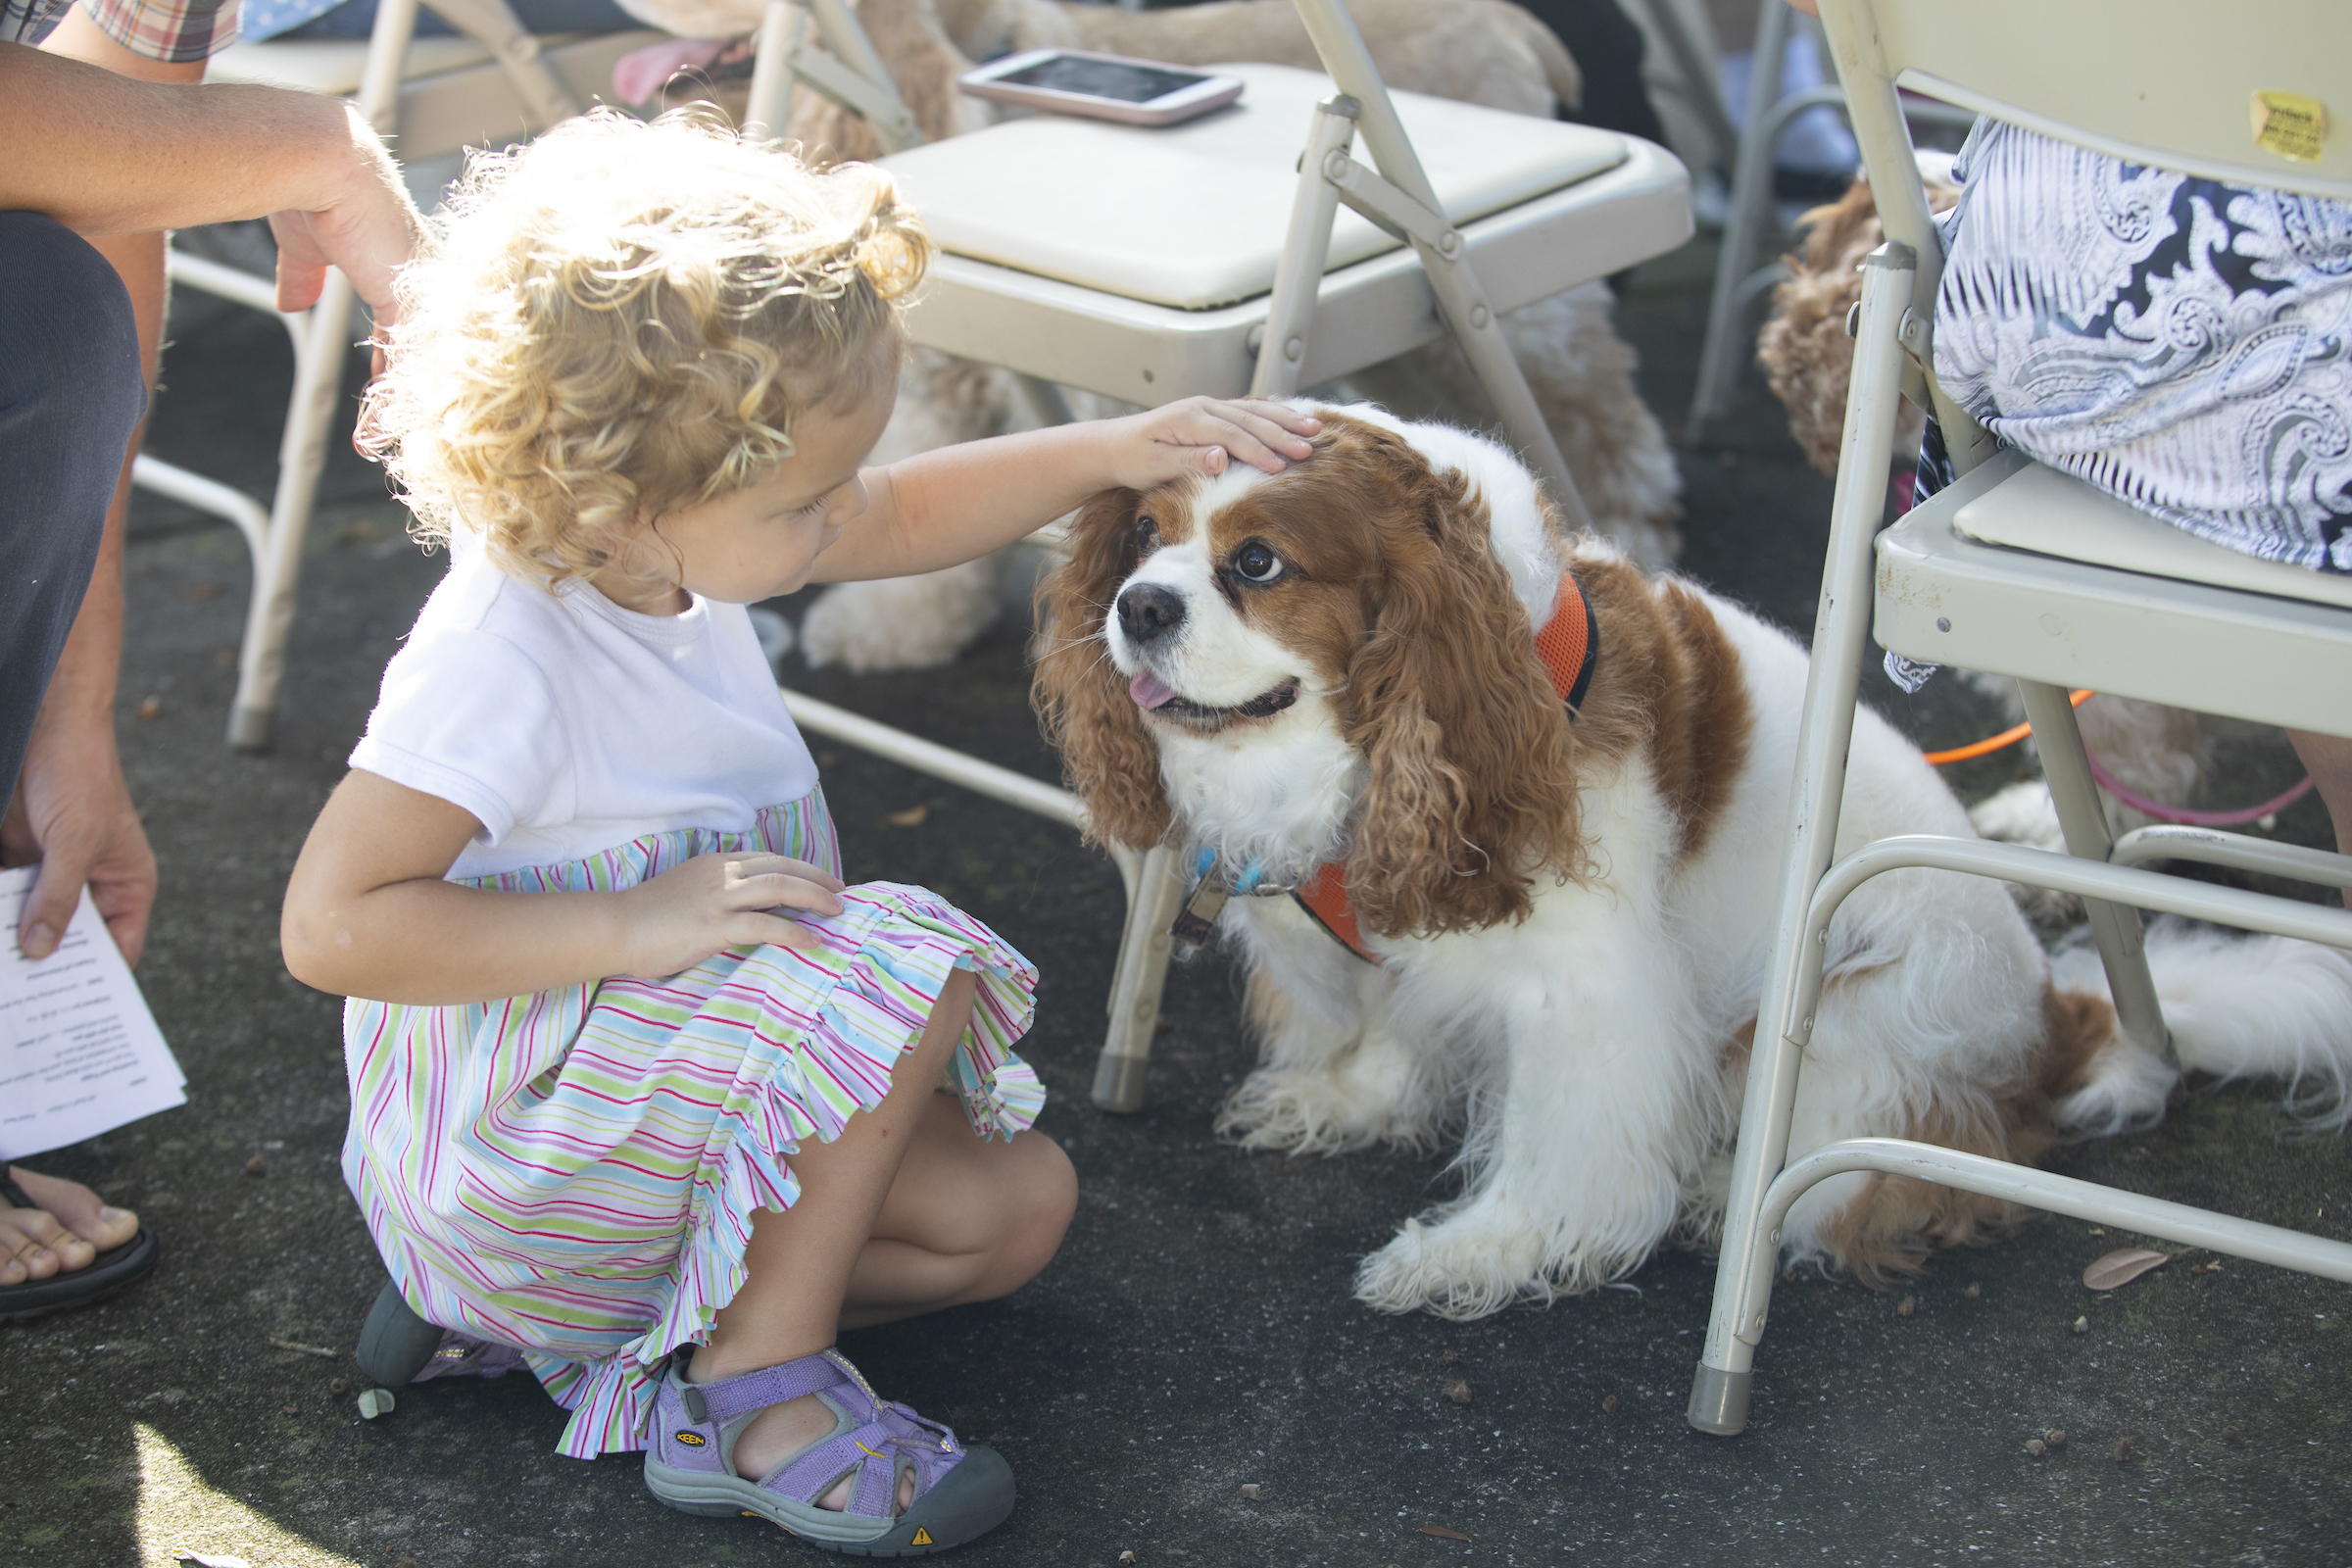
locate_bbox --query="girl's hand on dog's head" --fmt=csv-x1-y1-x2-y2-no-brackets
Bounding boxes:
1112,397,1320,489
615,851,848,979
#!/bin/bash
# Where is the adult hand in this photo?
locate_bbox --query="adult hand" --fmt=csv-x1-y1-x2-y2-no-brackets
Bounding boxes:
2,709,155,965
269,103,426,329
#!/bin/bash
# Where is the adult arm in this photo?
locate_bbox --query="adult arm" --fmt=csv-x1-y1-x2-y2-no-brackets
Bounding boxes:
0,15,198,965
0,37,421,314
0,25,424,961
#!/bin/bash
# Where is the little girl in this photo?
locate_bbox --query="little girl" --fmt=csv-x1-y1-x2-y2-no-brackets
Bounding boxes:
280,109,1316,1554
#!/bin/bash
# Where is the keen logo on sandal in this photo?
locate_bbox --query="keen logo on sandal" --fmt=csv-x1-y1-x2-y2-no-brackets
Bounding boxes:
672,1431,707,1446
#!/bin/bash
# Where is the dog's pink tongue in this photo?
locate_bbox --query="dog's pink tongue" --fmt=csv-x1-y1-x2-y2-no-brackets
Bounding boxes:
1129,671,1178,710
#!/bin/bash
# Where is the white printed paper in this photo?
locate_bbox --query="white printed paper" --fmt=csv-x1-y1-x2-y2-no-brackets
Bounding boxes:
0,863,185,1161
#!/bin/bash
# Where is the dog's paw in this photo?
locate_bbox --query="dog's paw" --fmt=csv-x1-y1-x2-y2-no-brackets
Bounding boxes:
799,561,1002,672
1215,1059,1437,1155
1353,1212,1551,1320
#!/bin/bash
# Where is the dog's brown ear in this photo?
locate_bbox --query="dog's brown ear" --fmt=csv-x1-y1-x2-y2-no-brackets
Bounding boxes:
1342,441,1583,937
1032,488,1172,851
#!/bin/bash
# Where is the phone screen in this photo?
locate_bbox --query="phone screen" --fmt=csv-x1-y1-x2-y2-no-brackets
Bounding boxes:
993,55,1210,104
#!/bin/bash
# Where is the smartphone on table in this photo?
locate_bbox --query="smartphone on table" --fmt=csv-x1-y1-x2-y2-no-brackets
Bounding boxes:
957,49,1245,127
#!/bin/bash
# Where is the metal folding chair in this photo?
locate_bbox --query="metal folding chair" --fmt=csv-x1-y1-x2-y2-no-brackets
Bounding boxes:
162,0,657,749
740,0,1691,1110
1688,0,2352,1437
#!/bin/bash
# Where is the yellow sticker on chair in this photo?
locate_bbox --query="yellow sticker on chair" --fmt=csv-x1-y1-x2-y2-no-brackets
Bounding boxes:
2251,91,2328,164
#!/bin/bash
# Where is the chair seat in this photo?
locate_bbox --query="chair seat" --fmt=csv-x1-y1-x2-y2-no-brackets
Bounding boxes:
1953,460,2352,611
881,63,1629,313
1876,449,2352,737
890,113,1689,403
208,30,663,164
211,34,517,92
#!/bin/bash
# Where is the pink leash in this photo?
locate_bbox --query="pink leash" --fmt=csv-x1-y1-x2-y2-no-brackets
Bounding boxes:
2084,754,2317,827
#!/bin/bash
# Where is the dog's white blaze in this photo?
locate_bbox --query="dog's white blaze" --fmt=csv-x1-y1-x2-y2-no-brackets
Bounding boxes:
1104,473,1305,711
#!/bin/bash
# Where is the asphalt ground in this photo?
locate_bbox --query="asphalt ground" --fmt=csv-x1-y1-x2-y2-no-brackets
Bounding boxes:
3,233,2348,1568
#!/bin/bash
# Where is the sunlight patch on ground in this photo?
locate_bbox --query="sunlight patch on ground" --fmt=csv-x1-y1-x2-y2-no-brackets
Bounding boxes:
136,1422,362,1568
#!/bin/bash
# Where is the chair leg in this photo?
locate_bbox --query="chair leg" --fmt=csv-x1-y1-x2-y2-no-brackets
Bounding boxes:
1092,845,1187,1112
743,0,805,139
2016,679,2171,1059
1689,240,1918,1435
1687,0,1789,441
228,272,357,751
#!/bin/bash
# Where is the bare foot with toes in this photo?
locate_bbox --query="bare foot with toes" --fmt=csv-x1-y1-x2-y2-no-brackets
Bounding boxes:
0,1166,139,1287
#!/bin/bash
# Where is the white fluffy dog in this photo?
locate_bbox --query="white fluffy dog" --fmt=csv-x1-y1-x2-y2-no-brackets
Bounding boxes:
1033,403,2352,1317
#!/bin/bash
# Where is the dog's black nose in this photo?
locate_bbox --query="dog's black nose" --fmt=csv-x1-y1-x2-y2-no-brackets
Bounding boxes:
1116,582,1187,645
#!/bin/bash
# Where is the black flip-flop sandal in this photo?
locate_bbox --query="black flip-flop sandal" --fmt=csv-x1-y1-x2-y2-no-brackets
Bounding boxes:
0,1173,161,1323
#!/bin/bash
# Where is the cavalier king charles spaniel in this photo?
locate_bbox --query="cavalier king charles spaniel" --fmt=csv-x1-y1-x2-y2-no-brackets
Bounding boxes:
1033,403,2352,1319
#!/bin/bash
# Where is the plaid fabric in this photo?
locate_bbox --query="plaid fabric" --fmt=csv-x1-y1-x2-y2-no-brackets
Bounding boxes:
3,0,239,62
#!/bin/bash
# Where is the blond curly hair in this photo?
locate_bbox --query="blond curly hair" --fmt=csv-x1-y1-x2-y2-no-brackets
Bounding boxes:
360,108,929,587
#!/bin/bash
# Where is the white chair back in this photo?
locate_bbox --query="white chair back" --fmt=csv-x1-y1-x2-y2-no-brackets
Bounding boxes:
1820,0,2351,198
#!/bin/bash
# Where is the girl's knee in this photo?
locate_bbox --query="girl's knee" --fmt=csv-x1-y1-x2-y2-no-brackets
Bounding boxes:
986,1131,1076,1295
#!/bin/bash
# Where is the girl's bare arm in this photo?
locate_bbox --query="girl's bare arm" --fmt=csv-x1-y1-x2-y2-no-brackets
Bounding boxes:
280,770,845,1005
809,397,1320,584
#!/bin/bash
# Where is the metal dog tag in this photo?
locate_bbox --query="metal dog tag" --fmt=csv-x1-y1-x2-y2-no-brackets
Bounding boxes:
1169,876,1230,961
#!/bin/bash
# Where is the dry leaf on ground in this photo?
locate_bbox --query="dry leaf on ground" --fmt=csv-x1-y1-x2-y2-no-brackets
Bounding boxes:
1442,1379,1472,1404
885,805,930,827
2083,1248,2170,1290
1238,1483,1262,1500
1420,1525,1470,1541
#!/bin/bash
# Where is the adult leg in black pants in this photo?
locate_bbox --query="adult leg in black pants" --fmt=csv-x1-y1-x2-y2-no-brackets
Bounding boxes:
0,209,159,1319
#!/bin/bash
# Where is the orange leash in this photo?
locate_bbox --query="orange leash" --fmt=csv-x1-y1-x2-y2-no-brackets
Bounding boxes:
1921,689,2093,766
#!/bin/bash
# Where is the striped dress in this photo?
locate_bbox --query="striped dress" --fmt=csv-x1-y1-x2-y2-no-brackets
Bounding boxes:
341,790,1042,1459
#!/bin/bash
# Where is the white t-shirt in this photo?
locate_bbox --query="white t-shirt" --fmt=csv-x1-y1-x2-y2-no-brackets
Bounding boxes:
350,541,818,879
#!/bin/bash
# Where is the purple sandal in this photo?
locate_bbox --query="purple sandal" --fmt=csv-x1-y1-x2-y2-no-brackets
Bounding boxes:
642,1348,1013,1555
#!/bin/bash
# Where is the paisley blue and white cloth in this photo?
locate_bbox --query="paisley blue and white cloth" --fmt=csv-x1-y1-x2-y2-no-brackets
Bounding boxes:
1888,118,2352,693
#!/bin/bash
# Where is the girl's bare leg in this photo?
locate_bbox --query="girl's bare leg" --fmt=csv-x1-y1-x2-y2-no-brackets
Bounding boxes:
686,968,1077,1510
838,1098,1075,1331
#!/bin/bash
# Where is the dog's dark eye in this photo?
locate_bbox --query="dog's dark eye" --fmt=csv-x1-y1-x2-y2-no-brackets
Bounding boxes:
1233,540,1285,584
1136,515,1160,554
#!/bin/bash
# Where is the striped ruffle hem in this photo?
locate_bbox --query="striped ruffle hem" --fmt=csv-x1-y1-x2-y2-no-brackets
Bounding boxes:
339,791,1042,1457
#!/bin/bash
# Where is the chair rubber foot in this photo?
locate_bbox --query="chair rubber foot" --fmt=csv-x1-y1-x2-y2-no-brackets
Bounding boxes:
1090,1053,1149,1113
1687,1363,1752,1436
227,704,273,752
